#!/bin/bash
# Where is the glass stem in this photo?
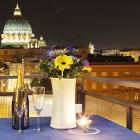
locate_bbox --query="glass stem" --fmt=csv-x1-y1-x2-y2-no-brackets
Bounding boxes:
37,112,40,132
19,116,22,133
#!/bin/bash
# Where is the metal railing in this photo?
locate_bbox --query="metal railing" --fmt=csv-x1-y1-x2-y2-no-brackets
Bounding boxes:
83,76,140,130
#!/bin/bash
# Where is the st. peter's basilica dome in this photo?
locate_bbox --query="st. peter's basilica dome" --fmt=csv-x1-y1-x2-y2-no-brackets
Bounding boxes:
1,2,33,48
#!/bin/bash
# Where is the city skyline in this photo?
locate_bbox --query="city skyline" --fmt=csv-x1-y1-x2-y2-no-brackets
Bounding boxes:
1,0,140,48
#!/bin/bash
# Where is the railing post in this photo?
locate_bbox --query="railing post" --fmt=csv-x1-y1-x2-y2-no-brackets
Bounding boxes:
126,106,132,130
75,78,85,114
81,77,85,114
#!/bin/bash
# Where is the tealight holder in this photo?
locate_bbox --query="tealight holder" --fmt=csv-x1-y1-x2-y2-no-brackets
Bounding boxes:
69,116,100,135
76,117,92,132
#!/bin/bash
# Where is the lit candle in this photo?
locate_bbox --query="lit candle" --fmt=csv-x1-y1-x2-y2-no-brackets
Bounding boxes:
77,117,92,132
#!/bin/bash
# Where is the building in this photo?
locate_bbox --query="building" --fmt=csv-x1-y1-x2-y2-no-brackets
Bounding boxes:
0,48,47,62
120,50,140,62
29,35,47,48
88,42,95,54
1,2,46,48
102,49,121,56
0,2,90,62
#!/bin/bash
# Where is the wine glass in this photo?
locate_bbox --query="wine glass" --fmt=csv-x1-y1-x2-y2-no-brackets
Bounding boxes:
14,89,27,133
32,87,45,132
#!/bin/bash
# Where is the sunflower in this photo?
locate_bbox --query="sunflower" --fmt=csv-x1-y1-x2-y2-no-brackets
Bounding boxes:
54,55,73,76
82,66,92,72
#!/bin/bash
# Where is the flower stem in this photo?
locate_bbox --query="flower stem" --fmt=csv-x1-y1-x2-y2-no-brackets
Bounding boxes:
61,70,63,77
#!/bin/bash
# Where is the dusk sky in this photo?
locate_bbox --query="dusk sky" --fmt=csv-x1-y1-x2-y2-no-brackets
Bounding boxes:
1,0,140,49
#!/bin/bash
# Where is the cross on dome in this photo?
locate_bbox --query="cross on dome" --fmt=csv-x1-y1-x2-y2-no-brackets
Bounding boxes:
14,1,22,16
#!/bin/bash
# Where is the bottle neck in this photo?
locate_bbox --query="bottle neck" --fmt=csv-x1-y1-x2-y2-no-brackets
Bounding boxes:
16,64,24,90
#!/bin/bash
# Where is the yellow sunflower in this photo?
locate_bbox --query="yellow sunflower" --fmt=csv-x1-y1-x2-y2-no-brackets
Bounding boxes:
54,55,73,74
82,66,92,72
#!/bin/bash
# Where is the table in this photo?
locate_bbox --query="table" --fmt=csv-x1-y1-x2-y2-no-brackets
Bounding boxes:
0,115,140,140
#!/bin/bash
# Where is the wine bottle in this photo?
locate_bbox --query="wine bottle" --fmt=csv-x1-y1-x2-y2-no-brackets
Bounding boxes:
12,59,29,130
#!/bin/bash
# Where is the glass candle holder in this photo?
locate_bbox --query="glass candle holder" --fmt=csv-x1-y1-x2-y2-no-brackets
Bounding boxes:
76,117,92,132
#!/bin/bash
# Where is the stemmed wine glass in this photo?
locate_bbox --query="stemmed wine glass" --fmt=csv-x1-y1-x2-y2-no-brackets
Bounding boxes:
14,89,27,133
32,87,45,132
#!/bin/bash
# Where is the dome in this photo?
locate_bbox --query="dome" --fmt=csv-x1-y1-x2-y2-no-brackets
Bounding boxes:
3,2,32,34
3,19,32,34
1,2,47,49
1,2,33,48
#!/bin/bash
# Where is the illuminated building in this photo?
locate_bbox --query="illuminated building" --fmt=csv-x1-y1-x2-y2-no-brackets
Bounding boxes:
102,49,121,56
1,2,46,48
120,50,140,62
38,36,47,47
28,35,47,48
88,42,95,54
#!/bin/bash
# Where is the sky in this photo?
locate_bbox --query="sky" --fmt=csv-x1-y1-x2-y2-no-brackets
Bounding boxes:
0,0,140,49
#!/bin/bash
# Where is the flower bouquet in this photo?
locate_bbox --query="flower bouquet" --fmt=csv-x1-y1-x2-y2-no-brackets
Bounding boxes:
39,47,92,79
38,47,92,129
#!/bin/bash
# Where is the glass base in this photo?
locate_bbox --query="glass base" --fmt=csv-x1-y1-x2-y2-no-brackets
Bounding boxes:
14,129,25,134
32,128,44,132
69,127,100,135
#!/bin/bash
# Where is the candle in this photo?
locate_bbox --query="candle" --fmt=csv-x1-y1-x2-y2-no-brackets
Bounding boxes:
77,117,92,132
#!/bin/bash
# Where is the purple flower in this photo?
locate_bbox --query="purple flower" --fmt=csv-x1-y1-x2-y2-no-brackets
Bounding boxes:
82,59,89,66
67,47,73,52
48,50,54,58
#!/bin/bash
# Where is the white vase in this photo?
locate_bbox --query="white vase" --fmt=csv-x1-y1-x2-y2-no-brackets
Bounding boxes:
50,78,77,129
